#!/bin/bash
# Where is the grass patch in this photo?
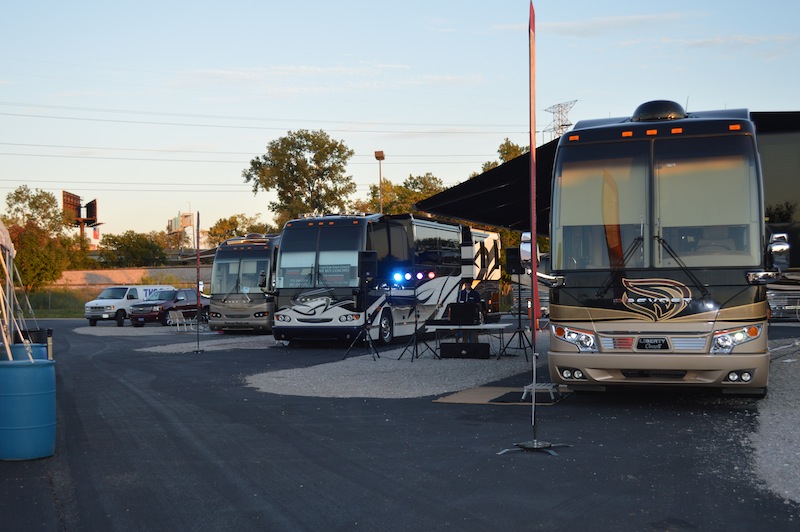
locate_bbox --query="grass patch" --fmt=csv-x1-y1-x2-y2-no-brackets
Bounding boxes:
16,288,89,319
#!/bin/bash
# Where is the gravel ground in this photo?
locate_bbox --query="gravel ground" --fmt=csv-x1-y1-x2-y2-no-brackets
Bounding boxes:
244,343,532,399
76,325,800,504
752,339,800,504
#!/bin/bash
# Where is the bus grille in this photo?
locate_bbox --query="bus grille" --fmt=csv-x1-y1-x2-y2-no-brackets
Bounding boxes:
600,337,706,351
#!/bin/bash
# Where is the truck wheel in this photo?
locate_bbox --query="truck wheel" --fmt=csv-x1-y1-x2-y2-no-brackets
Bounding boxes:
116,311,126,327
378,310,394,345
89,319,97,326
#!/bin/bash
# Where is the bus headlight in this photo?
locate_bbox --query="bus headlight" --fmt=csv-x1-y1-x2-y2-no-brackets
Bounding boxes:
338,314,360,322
276,314,291,323
552,325,597,352
711,325,761,354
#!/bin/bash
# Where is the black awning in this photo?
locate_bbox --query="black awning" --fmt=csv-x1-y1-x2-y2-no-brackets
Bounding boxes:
414,139,556,234
752,111,800,133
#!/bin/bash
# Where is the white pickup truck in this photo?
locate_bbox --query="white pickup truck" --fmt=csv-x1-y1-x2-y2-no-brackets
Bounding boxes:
84,285,174,326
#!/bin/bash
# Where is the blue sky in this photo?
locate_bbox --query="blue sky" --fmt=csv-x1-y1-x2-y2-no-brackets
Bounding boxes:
1,1,798,240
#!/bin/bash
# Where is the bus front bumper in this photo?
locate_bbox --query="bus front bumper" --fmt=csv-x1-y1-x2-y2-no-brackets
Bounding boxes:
273,325,362,342
548,351,770,389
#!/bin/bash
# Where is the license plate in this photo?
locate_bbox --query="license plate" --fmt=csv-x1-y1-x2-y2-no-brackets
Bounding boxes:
637,337,669,350
137,317,144,322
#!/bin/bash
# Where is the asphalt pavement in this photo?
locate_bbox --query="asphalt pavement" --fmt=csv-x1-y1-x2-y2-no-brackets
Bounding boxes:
2,319,799,531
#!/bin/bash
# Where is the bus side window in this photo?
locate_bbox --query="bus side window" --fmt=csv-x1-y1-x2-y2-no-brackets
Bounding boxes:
389,224,410,262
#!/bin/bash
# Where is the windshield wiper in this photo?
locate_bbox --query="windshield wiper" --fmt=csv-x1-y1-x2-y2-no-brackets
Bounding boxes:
222,277,244,303
653,236,710,299
315,268,341,301
596,236,644,297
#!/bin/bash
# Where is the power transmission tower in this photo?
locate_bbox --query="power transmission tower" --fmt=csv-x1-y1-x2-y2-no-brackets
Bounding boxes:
544,100,577,140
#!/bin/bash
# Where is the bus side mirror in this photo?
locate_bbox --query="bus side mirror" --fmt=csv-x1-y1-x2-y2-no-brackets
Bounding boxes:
768,232,790,270
769,233,790,254
258,270,267,288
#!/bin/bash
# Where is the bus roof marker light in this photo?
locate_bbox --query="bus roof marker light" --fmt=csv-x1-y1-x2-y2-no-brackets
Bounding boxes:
729,124,742,131
622,131,633,138
671,127,683,134
646,129,658,136
568,135,580,142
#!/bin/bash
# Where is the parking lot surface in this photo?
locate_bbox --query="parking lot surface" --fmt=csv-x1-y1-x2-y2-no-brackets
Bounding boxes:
2,319,799,531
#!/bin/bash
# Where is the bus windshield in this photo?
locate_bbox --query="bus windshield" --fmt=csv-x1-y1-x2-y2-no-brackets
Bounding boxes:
276,224,363,289
211,253,270,295
552,136,761,270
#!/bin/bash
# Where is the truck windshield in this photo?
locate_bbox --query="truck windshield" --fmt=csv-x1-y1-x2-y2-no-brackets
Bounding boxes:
97,287,128,299
552,136,761,270
146,290,175,301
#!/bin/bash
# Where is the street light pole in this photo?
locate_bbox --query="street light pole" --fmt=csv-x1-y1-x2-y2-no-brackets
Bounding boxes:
374,150,385,213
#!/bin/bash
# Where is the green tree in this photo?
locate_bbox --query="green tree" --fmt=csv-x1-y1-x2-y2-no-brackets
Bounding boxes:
1,186,74,289
62,233,97,270
6,221,70,291
1,185,68,235
163,229,192,250
352,173,446,214
98,231,167,267
766,201,797,223
206,214,277,247
473,138,529,177
242,130,356,220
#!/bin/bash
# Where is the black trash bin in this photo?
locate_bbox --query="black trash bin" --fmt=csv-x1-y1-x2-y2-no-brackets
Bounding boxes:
12,328,53,359
14,328,48,344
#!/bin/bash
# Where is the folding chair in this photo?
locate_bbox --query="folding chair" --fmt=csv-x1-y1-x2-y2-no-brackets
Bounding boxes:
169,310,189,331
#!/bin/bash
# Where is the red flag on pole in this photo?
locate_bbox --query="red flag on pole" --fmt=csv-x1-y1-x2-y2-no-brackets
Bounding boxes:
529,2,542,323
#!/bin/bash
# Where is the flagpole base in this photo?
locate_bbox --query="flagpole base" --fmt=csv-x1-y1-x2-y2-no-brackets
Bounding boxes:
513,440,571,456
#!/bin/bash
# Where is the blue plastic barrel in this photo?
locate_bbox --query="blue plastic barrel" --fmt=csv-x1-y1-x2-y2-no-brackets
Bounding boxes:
0,360,56,460
10,343,49,360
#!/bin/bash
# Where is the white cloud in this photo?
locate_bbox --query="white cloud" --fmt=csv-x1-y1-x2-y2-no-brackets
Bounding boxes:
540,13,691,37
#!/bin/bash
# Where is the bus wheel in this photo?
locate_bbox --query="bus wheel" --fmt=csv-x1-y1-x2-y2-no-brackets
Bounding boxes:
378,310,394,345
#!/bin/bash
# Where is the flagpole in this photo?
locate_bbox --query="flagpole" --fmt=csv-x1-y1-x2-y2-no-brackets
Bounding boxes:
193,211,204,354
512,3,567,456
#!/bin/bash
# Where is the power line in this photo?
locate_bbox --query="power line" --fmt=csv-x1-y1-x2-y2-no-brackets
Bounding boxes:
0,100,527,129
0,111,526,135
0,183,461,194
0,141,497,159
0,151,492,165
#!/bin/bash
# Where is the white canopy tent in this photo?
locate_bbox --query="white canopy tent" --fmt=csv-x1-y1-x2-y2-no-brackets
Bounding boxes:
1,220,21,360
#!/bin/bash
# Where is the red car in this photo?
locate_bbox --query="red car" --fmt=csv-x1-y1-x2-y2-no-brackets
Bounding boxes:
130,289,209,327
